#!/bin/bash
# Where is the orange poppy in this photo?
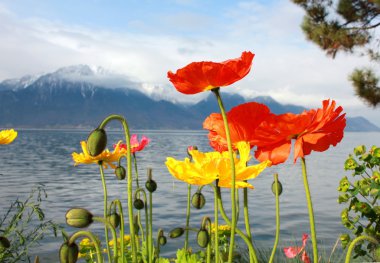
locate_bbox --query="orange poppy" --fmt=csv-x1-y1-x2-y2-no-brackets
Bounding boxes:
167,51,255,94
254,100,346,164
203,102,271,152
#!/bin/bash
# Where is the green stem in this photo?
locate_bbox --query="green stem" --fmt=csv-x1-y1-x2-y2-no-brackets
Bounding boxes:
135,187,149,261
243,186,252,240
149,191,153,263
99,164,112,262
99,114,137,262
301,157,318,263
269,173,280,263
68,231,103,263
344,235,379,263
215,185,257,263
94,216,119,262
201,217,212,263
155,229,164,260
114,199,125,263
133,152,143,255
214,181,220,263
133,153,140,188
212,88,237,263
185,184,191,251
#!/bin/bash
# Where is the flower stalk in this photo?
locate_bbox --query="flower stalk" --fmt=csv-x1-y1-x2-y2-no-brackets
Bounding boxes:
212,88,238,263
269,173,280,263
301,157,318,263
98,163,112,262
99,114,137,262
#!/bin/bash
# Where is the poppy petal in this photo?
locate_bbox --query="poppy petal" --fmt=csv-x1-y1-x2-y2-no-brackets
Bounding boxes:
168,51,254,94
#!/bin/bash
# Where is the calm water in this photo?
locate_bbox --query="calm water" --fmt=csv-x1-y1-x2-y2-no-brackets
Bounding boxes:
0,129,379,261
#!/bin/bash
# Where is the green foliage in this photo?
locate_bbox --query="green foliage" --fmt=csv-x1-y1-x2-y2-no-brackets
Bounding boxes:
338,145,380,260
350,69,380,108
292,0,380,107
175,248,203,263
0,185,59,263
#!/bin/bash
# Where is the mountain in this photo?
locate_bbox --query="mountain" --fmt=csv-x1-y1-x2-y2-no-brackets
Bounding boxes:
0,65,379,132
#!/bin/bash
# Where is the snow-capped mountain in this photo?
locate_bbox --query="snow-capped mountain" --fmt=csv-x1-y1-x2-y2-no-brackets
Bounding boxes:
0,65,379,131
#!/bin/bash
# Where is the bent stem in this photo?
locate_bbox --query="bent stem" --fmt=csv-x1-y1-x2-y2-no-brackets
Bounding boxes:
99,114,137,262
215,185,257,263
212,88,237,263
68,231,103,263
94,216,119,261
98,163,111,262
301,157,318,263
269,173,280,263
344,235,379,263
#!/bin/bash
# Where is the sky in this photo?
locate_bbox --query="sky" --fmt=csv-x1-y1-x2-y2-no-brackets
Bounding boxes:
0,0,379,126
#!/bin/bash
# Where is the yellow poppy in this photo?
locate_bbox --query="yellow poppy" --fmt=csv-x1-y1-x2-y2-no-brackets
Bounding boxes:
0,129,17,145
72,141,125,169
165,141,270,188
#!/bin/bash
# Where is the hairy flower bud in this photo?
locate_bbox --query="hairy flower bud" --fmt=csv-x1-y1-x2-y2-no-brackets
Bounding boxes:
146,168,157,193
0,236,10,251
271,180,283,196
197,229,209,248
87,128,107,157
191,192,206,209
65,208,93,228
133,199,145,210
59,242,79,263
169,227,185,238
115,166,126,180
159,236,167,246
107,213,121,229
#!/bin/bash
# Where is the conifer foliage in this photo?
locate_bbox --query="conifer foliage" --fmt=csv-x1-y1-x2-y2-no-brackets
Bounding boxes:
292,0,380,107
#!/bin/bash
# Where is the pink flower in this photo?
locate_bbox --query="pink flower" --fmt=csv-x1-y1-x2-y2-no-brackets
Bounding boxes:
114,134,150,154
284,234,310,263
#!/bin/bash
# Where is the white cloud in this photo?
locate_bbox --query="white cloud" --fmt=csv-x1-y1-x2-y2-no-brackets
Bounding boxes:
0,1,379,126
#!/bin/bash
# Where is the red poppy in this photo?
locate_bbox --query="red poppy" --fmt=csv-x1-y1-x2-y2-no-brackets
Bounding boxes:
114,134,150,154
203,102,271,152
167,51,255,94
254,99,346,164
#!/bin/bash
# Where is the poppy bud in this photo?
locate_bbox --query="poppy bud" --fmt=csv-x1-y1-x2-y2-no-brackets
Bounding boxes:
65,208,93,228
115,166,126,180
145,168,157,193
87,128,107,157
271,180,283,196
107,213,121,229
159,236,167,246
197,229,209,248
191,192,206,209
0,236,10,251
59,242,79,263
133,199,145,210
169,227,185,238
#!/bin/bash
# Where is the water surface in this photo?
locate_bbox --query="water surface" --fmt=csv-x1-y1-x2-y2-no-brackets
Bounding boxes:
0,130,378,261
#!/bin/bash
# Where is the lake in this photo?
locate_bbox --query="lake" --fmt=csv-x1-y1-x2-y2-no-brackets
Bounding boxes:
0,129,379,261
